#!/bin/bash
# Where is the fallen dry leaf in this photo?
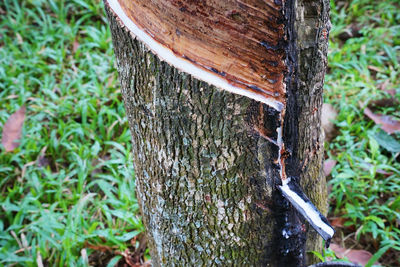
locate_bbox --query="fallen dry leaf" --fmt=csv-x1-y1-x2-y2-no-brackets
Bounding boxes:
369,98,398,109
329,217,346,228
330,243,374,266
1,106,26,152
6,94,18,100
322,103,338,141
364,107,400,134
368,65,382,73
386,89,396,97
73,39,79,53
16,33,23,44
330,243,347,257
324,159,337,176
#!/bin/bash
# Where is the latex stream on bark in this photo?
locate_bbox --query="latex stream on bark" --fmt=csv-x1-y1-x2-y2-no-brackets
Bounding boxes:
279,178,334,246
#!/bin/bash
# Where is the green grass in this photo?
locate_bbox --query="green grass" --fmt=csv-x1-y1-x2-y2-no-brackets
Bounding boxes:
325,0,400,266
0,0,143,265
0,0,399,266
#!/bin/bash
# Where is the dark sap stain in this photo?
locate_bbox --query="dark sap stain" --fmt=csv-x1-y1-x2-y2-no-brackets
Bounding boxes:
260,40,285,51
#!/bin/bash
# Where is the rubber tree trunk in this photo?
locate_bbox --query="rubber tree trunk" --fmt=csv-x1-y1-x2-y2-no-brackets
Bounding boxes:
105,0,330,265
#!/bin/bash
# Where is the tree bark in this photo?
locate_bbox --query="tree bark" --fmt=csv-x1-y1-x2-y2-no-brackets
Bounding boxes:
105,0,330,266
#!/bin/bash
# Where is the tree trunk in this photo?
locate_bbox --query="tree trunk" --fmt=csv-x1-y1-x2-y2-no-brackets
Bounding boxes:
105,0,330,265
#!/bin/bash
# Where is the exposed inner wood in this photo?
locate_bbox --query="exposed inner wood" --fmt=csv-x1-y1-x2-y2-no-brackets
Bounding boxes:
118,0,287,104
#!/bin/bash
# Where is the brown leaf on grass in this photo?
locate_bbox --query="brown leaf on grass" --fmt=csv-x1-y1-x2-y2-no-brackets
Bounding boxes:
329,243,346,258
330,243,375,266
73,39,79,53
369,98,398,109
1,106,26,152
386,89,396,97
6,94,18,100
364,107,400,134
324,159,337,176
16,33,23,44
322,103,338,141
329,217,346,228
368,65,382,73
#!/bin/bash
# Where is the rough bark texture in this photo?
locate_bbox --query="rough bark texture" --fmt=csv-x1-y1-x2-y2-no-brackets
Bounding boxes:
292,0,331,260
105,0,330,265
